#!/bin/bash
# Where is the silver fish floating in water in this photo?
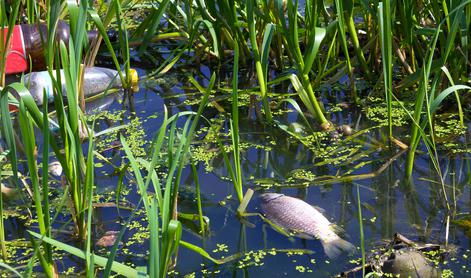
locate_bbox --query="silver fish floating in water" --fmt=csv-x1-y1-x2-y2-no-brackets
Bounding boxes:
48,160,63,177
260,193,355,259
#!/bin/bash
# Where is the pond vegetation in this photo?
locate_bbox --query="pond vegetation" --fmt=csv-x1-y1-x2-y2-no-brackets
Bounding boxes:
0,0,471,277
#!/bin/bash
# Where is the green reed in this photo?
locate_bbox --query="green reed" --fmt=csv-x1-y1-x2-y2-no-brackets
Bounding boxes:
378,1,393,139
0,0,22,261
18,93,55,276
0,0,20,87
121,0,471,142
190,157,206,235
334,0,356,102
120,87,221,277
406,2,471,178
121,123,182,278
29,229,140,277
230,44,243,202
356,185,366,278
275,0,330,129
247,0,274,122
190,0,250,61
0,0,144,274
1,0,471,276
342,1,371,79
217,43,244,203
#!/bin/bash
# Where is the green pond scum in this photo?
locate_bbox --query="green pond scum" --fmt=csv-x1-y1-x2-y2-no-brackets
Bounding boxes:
1,0,471,277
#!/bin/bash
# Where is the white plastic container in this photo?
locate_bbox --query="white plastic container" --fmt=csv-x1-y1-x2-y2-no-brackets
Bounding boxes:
23,67,138,105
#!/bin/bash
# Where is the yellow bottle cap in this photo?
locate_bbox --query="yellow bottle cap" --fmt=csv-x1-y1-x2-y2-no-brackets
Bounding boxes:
129,68,139,92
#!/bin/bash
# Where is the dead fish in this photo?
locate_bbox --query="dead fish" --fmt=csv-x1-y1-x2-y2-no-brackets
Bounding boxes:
48,160,63,177
96,231,120,247
1,183,18,198
260,193,355,259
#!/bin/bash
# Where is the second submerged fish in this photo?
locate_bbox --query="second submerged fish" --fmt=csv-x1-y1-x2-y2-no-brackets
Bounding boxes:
260,193,355,259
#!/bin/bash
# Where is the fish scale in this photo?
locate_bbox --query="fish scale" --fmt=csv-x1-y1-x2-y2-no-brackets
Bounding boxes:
260,193,355,259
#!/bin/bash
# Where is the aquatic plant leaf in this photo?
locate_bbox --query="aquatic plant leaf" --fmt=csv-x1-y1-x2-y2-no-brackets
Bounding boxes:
189,157,206,234
163,219,182,272
148,197,160,278
137,0,171,54
303,27,326,75
93,124,129,138
356,185,366,277
288,74,315,116
378,0,393,137
195,0,216,22
85,125,95,276
192,19,219,57
405,25,440,177
278,98,313,132
358,0,376,16
430,85,470,114
103,198,145,278
28,231,145,277
0,84,21,185
237,189,254,215
261,23,275,79
440,66,464,126
0,262,21,277
88,9,126,85
180,240,240,264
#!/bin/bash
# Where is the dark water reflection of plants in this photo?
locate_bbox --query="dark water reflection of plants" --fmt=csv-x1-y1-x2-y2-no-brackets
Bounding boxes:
4,62,471,277
146,66,469,277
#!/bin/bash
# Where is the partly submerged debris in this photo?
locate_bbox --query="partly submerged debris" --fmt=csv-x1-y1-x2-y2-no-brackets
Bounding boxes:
381,248,440,278
23,67,138,105
337,124,353,136
260,193,355,259
340,233,442,278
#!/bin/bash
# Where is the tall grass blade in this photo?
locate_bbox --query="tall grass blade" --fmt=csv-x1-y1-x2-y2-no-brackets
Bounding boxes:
137,0,171,54
18,99,54,277
378,1,393,138
335,0,357,101
405,29,440,177
0,0,21,85
231,43,243,202
247,0,273,122
85,125,95,277
356,185,365,278
29,231,143,277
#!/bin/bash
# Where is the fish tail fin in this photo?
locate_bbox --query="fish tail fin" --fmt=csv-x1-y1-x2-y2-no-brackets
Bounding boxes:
322,238,355,259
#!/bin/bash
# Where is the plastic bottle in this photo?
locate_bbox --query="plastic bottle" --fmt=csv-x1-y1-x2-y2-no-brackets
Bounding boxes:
84,91,121,114
3,20,115,74
23,67,138,105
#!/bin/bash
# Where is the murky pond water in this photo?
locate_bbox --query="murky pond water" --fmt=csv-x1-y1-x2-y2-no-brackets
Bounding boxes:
99,62,470,276
4,57,471,277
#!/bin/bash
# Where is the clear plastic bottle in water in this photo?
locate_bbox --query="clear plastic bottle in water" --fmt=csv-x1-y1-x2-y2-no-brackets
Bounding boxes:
23,67,138,105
